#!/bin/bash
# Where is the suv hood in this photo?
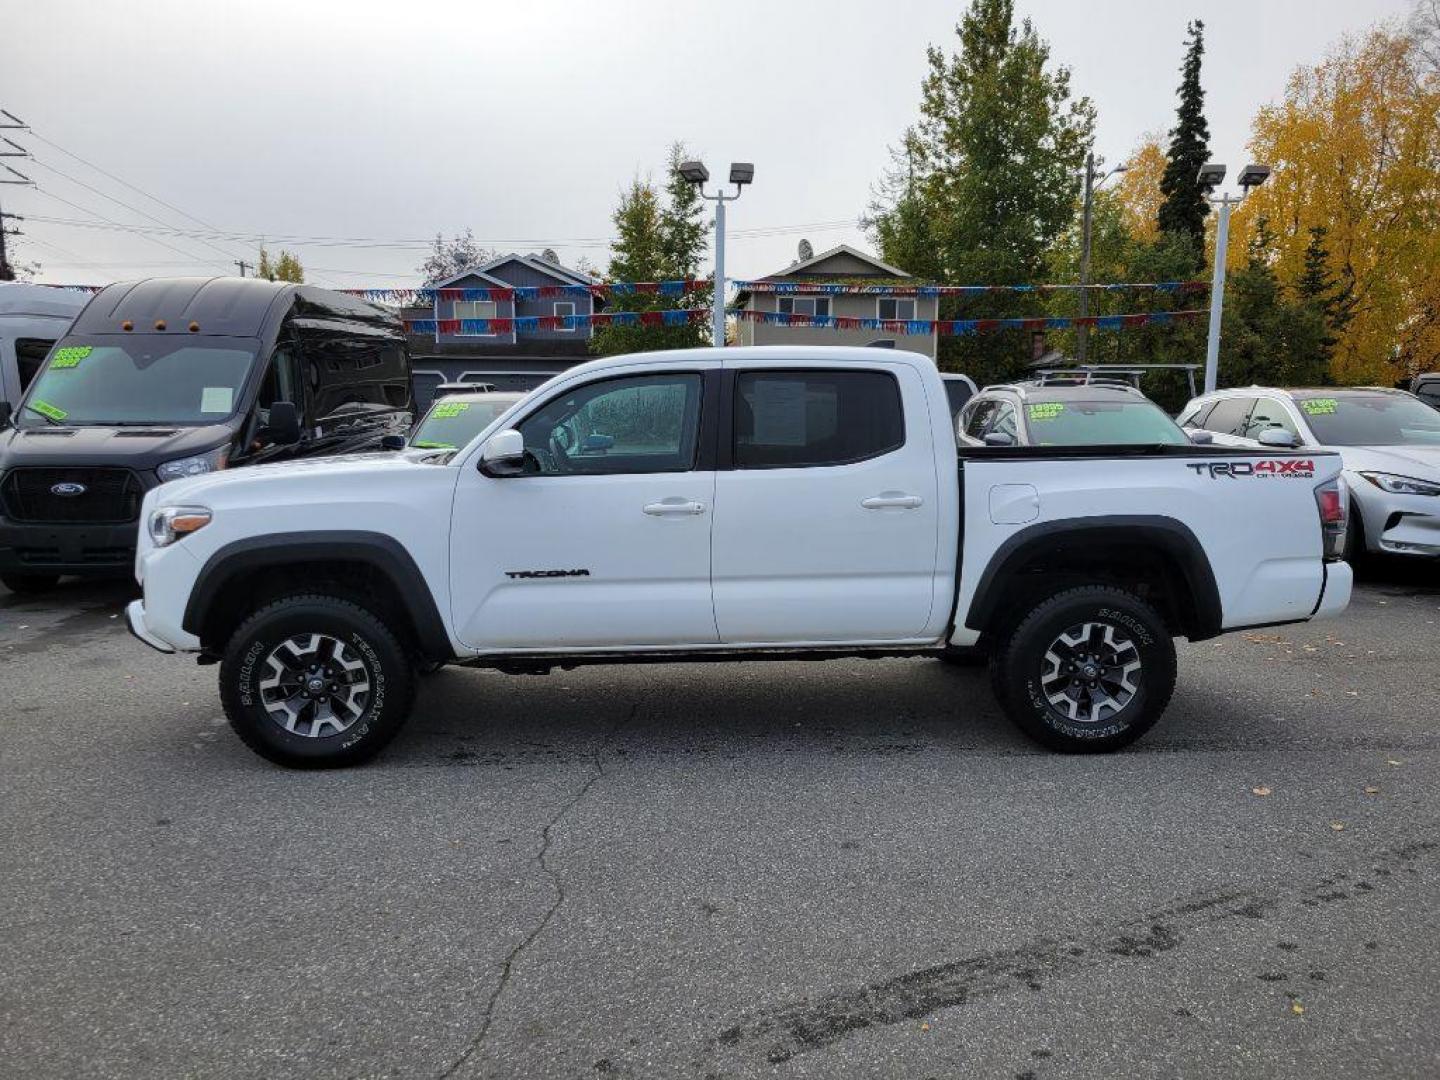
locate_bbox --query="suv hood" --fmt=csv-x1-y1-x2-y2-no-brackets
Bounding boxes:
1333,444,1440,478
0,423,235,470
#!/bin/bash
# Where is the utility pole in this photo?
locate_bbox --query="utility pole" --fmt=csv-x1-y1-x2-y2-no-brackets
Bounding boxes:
1076,154,1127,365
0,113,33,282
234,259,251,277
1077,153,1095,364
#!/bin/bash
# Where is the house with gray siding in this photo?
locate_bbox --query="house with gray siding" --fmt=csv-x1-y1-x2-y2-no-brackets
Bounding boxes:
734,244,939,360
407,253,600,404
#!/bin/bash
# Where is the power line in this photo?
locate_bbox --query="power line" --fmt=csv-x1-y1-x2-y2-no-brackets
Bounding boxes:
18,212,861,252
32,186,235,274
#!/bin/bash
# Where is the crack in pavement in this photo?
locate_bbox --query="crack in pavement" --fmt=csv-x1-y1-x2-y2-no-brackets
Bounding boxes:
438,697,642,1079
700,838,1438,1069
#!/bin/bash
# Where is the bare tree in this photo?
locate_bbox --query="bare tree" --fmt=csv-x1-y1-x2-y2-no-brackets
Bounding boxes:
1412,0,1440,73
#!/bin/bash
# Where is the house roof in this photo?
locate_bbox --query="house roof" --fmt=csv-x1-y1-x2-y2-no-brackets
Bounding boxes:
763,243,912,280
429,265,517,289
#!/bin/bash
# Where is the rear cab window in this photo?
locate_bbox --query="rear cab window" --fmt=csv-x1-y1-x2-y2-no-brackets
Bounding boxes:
734,370,904,468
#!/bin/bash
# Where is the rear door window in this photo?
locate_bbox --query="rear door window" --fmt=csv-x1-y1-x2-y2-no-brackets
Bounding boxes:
1243,397,1299,440
1202,397,1257,437
734,370,904,468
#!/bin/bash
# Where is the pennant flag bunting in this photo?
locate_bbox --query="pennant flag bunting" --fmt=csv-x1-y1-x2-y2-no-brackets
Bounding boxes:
403,308,709,335
734,280,1209,296
731,308,1207,336
341,279,704,305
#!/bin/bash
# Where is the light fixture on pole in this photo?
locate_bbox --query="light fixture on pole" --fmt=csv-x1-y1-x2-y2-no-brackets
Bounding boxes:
679,159,753,347
1076,154,1128,364
1201,162,1271,394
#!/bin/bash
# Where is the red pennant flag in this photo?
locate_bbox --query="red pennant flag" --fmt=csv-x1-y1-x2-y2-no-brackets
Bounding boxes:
640,311,664,327
490,318,513,334
437,320,460,334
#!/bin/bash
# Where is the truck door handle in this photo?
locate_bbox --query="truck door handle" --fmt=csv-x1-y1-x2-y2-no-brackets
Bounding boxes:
861,492,924,510
643,498,706,516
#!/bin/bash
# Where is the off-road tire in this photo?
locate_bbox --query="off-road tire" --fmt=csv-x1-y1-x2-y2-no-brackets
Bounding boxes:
219,594,416,768
1,573,61,595
989,585,1176,753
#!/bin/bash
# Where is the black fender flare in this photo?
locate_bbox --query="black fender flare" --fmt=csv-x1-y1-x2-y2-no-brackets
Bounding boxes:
182,531,452,659
963,515,1223,641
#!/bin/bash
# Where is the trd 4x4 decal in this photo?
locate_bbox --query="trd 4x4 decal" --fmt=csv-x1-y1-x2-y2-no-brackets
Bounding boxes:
1185,460,1316,479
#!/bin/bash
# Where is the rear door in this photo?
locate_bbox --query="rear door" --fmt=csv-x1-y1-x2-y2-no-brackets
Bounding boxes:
710,361,942,643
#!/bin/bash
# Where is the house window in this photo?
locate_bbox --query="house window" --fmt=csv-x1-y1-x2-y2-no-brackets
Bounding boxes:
554,301,576,331
454,300,497,336
877,297,916,321
777,296,831,318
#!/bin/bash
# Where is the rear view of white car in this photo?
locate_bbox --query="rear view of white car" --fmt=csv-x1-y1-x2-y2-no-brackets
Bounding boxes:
1180,387,1440,559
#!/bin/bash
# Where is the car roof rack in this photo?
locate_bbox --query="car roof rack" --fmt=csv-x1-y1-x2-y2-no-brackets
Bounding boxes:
1032,363,1203,398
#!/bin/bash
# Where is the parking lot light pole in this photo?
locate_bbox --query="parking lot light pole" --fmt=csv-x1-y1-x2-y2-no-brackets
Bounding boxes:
1202,162,1271,394
1076,154,1127,364
680,160,753,347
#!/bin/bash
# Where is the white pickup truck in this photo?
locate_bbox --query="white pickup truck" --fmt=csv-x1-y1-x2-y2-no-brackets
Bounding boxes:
125,346,1352,767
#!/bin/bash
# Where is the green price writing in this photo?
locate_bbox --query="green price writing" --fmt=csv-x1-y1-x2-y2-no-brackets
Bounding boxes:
1028,403,1065,421
1301,398,1338,415
50,346,93,369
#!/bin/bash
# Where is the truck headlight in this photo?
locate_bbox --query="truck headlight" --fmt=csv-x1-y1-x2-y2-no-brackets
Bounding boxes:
157,447,229,482
148,506,212,547
1359,472,1440,497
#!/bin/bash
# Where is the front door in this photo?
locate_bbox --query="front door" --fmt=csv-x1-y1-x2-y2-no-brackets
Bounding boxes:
450,367,719,650
711,362,942,643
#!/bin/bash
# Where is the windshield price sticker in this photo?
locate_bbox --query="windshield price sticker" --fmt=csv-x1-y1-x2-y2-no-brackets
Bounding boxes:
1028,403,1065,421
49,346,93,369
1301,398,1338,415
431,402,470,419
30,399,69,421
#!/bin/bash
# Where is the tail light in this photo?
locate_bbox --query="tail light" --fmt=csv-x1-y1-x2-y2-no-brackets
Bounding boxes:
1314,478,1347,561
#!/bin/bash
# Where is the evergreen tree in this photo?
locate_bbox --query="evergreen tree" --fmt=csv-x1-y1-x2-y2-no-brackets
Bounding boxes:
1219,218,1327,387
659,142,709,280
1294,225,1354,371
868,0,1094,384
1157,20,1213,260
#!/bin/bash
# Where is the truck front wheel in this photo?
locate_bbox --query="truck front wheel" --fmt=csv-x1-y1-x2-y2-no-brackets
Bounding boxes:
219,594,416,768
989,586,1176,753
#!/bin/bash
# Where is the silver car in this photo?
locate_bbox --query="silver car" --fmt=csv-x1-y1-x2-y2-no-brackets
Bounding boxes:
1179,387,1440,559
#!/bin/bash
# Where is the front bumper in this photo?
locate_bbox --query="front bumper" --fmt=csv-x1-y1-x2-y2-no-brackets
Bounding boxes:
126,599,174,653
1352,482,1440,557
0,519,139,576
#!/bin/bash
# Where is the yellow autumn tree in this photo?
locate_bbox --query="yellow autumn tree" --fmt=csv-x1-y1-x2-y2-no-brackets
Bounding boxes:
1113,135,1168,247
1229,27,1440,384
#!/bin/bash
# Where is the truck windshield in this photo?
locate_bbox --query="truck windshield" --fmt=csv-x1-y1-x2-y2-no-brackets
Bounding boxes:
1024,400,1190,446
16,337,258,427
1295,393,1440,446
410,396,521,449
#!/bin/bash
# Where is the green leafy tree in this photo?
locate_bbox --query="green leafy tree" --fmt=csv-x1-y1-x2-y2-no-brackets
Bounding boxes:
255,246,304,283
1157,21,1212,262
868,0,1094,384
592,146,713,357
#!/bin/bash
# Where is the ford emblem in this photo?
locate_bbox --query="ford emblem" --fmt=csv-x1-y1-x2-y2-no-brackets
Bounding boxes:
50,482,87,497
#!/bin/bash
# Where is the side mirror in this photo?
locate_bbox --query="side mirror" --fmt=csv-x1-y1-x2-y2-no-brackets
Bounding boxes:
983,431,1016,447
0,402,10,428
478,428,527,476
380,434,407,451
1188,429,1214,445
1257,427,1298,448
268,401,302,446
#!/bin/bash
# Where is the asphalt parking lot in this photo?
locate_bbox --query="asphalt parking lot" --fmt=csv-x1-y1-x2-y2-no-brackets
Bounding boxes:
2,563,1438,1080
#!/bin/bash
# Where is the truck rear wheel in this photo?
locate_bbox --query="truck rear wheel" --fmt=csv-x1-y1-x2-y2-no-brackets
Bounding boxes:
989,586,1175,753
219,594,416,768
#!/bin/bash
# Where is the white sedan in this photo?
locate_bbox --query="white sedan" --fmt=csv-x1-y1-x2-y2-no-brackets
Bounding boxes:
1180,386,1440,559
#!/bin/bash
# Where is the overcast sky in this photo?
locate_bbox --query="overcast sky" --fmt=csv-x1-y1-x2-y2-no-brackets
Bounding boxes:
4,0,1415,289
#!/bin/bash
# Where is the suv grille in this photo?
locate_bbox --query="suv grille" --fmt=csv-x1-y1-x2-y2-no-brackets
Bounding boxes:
1,468,144,524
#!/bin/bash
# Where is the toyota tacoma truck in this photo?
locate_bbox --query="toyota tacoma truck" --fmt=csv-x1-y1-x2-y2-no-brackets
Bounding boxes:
125,346,1352,767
